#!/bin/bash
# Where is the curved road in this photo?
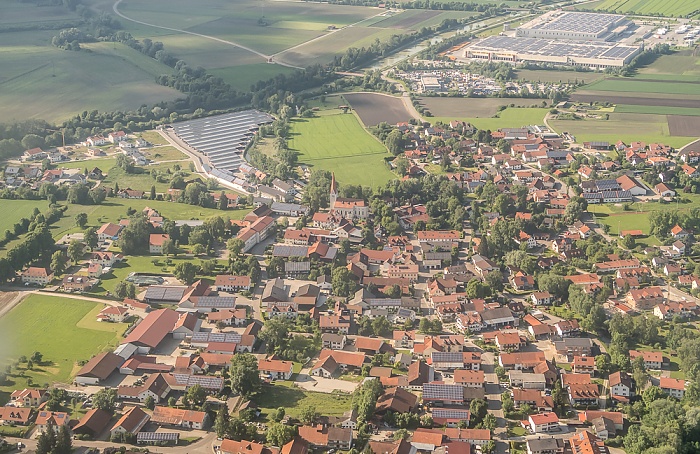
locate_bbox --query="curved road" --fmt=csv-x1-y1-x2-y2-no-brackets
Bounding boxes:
112,0,303,69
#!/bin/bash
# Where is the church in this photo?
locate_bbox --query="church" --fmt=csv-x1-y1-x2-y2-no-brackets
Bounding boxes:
329,172,369,220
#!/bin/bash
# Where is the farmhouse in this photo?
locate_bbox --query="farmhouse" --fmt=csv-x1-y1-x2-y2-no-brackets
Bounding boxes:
258,358,294,380
151,406,209,430
75,352,124,385
21,267,53,286
111,407,150,437
121,308,180,353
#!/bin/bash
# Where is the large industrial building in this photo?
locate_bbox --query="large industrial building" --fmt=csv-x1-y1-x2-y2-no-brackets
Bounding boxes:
515,11,629,41
464,11,642,69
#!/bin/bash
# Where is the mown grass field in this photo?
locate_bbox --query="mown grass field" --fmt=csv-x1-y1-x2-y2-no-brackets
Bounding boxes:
419,97,546,118
50,199,248,244
0,294,128,404
0,200,50,234
591,0,700,17
0,33,180,123
431,107,549,130
549,112,696,149
288,111,395,186
585,78,700,96
614,104,700,116
255,383,353,419
516,69,605,85
635,53,700,78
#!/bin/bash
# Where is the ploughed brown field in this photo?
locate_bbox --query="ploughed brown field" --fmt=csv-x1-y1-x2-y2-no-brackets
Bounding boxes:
668,116,700,137
345,93,414,126
570,93,700,109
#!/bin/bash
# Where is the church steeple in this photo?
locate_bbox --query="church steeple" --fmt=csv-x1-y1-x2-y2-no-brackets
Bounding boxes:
329,172,338,209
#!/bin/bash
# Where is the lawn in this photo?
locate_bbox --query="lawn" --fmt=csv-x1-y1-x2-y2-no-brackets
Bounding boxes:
0,2,79,26
549,112,696,149
431,107,549,130
139,146,189,162
591,0,700,18
49,199,247,242
0,294,128,404
636,53,700,78
0,200,50,234
288,111,396,186
0,32,181,123
255,383,353,419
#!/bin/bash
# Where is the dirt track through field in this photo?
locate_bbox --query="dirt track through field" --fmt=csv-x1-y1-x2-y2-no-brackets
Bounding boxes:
668,115,700,137
570,93,700,108
345,92,416,126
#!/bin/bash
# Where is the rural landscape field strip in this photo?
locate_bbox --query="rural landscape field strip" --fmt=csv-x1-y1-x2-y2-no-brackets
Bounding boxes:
570,93,700,108
344,92,416,126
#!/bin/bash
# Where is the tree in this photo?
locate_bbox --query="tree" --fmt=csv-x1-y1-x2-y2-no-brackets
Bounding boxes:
144,395,155,410
161,238,176,256
51,251,67,275
299,405,319,424
75,212,88,228
68,239,83,263
92,388,117,412
150,185,157,200
621,234,636,249
214,406,229,438
482,413,497,431
230,353,261,398
273,407,286,422
393,429,410,440
84,227,98,250
260,317,290,354
484,269,504,292
185,384,207,409
385,129,405,156
114,281,136,299
226,238,244,257
469,398,488,427
31,351,43,363
36,423,56,454
371,316,392,337
420,414,433,428
394,155,409,176
174,261,197,284
332,266,357,297
266,423,296,447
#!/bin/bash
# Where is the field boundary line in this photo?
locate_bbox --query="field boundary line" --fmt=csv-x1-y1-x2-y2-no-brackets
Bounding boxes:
112,0,303,69
0,62,50,86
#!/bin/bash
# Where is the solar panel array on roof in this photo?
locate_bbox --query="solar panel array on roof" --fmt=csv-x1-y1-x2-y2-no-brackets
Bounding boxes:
171,110,273,172
191,332,241,343
173,374,224,390
144,286,187,302
137,432,180,442
432,409,470,419
432,352,464,363
273,244,309,258
194,296,236,308
422,383,464,401
594,179,621,191
467,35,639,65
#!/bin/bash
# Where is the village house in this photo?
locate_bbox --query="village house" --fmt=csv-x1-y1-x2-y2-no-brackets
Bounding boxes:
258,358,294,380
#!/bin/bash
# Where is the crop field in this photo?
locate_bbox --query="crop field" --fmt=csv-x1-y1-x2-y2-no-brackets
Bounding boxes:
369,10,442,29
0,35,180,123
516,69,604,85
668,116,700,136
549,112,696,149
274,26,406,68
570,91,700,109
288,111,395,186
431,107,549,131
614,105,700,116
210,63,297,92
636,53,700,78
591,0,700,17
0,2,80,26
418,97,545,118
345,92,415,126
0,294,128,403
584,78,700,96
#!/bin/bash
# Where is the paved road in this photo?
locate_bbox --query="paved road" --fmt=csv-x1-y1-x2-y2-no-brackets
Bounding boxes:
5,433,217,453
